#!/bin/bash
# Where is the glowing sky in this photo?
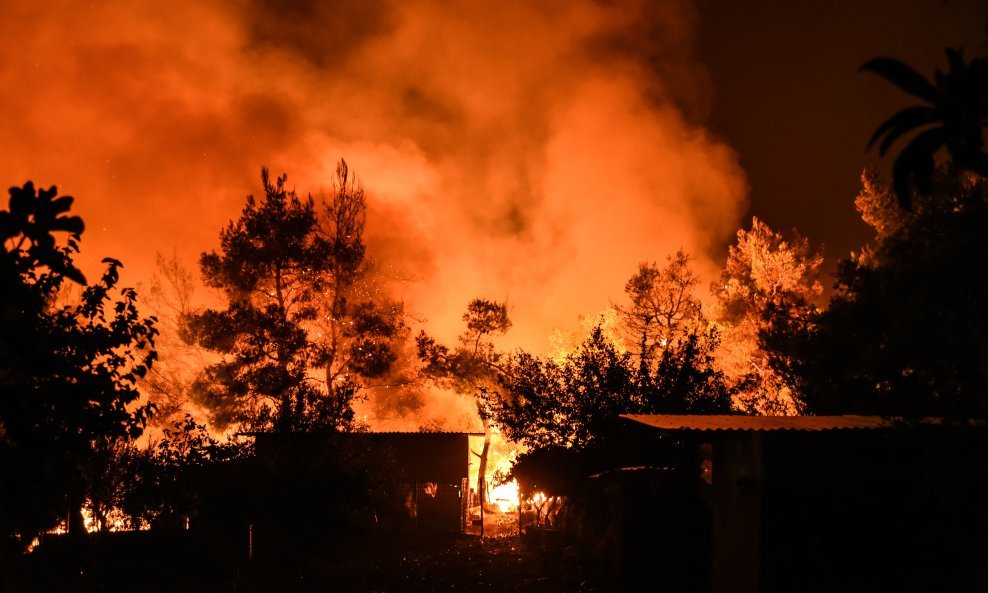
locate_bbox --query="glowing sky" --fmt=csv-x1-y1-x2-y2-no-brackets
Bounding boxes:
2,0,984,351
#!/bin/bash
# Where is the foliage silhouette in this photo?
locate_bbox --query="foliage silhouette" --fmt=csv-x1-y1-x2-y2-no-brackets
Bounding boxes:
863,48,988,206
184,162,405,432
417,298,511,508
0,182,157,547
643,327,734,415
765,168,988,418
487,325,634,451
488,323,732,452
114,415,248,531
183,167,329,431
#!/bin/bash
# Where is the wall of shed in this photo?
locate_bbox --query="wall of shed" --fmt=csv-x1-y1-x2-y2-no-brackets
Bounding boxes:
252,432,472,532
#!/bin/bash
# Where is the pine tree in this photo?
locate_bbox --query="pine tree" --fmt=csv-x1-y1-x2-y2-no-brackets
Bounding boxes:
183,168,329,431
617,250,706,370
712,217,823,414
184,162,406,432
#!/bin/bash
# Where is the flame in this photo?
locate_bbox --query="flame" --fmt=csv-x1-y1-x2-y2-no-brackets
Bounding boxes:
44,502,149,537
490,479,520,513
82,506,132,533
548,307,628,363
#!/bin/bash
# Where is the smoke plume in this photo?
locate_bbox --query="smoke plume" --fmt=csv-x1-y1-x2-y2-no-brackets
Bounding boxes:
0,0,747,354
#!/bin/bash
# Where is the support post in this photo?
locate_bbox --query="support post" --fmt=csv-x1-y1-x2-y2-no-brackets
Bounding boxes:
479,477,486,539
518,494,523,537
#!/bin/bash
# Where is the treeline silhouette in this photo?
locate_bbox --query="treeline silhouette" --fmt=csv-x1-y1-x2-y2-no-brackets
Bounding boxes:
0,40,986,592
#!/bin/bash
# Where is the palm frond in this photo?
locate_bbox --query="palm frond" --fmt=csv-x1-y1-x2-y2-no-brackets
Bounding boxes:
867,106,939,154
861,58,938,103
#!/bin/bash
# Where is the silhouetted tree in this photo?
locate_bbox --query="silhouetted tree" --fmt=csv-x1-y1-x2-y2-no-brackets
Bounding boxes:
488,323,732,452
488,325,634,450
0,182,157,545
863,47,988,205
766,168,988,418
184,162,405,432
183,168,330,432
417,298,510,508
311,161,407,401
642,327,734,415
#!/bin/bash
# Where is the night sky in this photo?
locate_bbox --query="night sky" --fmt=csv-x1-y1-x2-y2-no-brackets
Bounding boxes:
1,0,986,348
698,0,987,268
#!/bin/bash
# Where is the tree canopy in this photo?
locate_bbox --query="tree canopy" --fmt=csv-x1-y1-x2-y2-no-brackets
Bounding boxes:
863,47,988,205
488,250,735,453
0,182,157,544
183,168,329,431
184,161,405,432
766,168,988,418
617,250,706,369
712,217,823,415
417,298,512,507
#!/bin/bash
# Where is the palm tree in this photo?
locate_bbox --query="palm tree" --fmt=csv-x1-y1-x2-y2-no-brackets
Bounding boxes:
863,48,988,207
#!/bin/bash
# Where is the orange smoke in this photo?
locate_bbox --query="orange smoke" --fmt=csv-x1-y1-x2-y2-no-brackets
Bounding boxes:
0,0,747,353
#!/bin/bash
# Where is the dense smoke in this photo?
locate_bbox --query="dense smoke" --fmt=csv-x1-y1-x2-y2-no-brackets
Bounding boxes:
0,0,747,353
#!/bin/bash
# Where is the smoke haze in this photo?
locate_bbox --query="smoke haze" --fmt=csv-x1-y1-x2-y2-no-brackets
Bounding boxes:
0,0,747,353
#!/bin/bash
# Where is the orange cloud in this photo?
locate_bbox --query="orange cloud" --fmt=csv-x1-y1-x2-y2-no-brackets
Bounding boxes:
0,0,747,352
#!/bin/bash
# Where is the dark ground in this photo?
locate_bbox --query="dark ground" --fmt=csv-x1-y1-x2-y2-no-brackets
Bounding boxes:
275,531,590,593
8,523,595,593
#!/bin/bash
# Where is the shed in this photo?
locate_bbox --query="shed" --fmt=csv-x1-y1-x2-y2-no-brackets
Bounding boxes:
619,414,899,593
249,431,481,533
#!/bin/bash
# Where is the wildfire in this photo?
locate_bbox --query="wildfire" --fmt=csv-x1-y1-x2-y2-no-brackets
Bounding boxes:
82,507,131,533
488,479,556,517
548,308,629,363
43,503,148,538
490,479,520,513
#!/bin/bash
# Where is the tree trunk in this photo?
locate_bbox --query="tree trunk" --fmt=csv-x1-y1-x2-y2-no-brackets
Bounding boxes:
67,493,86,539
476,413,492,511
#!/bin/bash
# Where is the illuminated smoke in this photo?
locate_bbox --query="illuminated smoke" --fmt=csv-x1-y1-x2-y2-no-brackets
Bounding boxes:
0,0,747,354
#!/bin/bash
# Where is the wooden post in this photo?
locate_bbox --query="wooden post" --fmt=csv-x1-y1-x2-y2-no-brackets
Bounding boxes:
479,477,486,539
460,478,469,533
518,494,523,537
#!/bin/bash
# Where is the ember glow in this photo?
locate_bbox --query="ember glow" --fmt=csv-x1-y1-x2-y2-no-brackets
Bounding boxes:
0,0,747,354
490,480,520,514
43,504,143,537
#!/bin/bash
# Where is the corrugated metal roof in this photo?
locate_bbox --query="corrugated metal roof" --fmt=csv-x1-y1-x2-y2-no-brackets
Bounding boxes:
620,414,893,432
240,430,484,436
589,466,674,479
356,431,486,436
